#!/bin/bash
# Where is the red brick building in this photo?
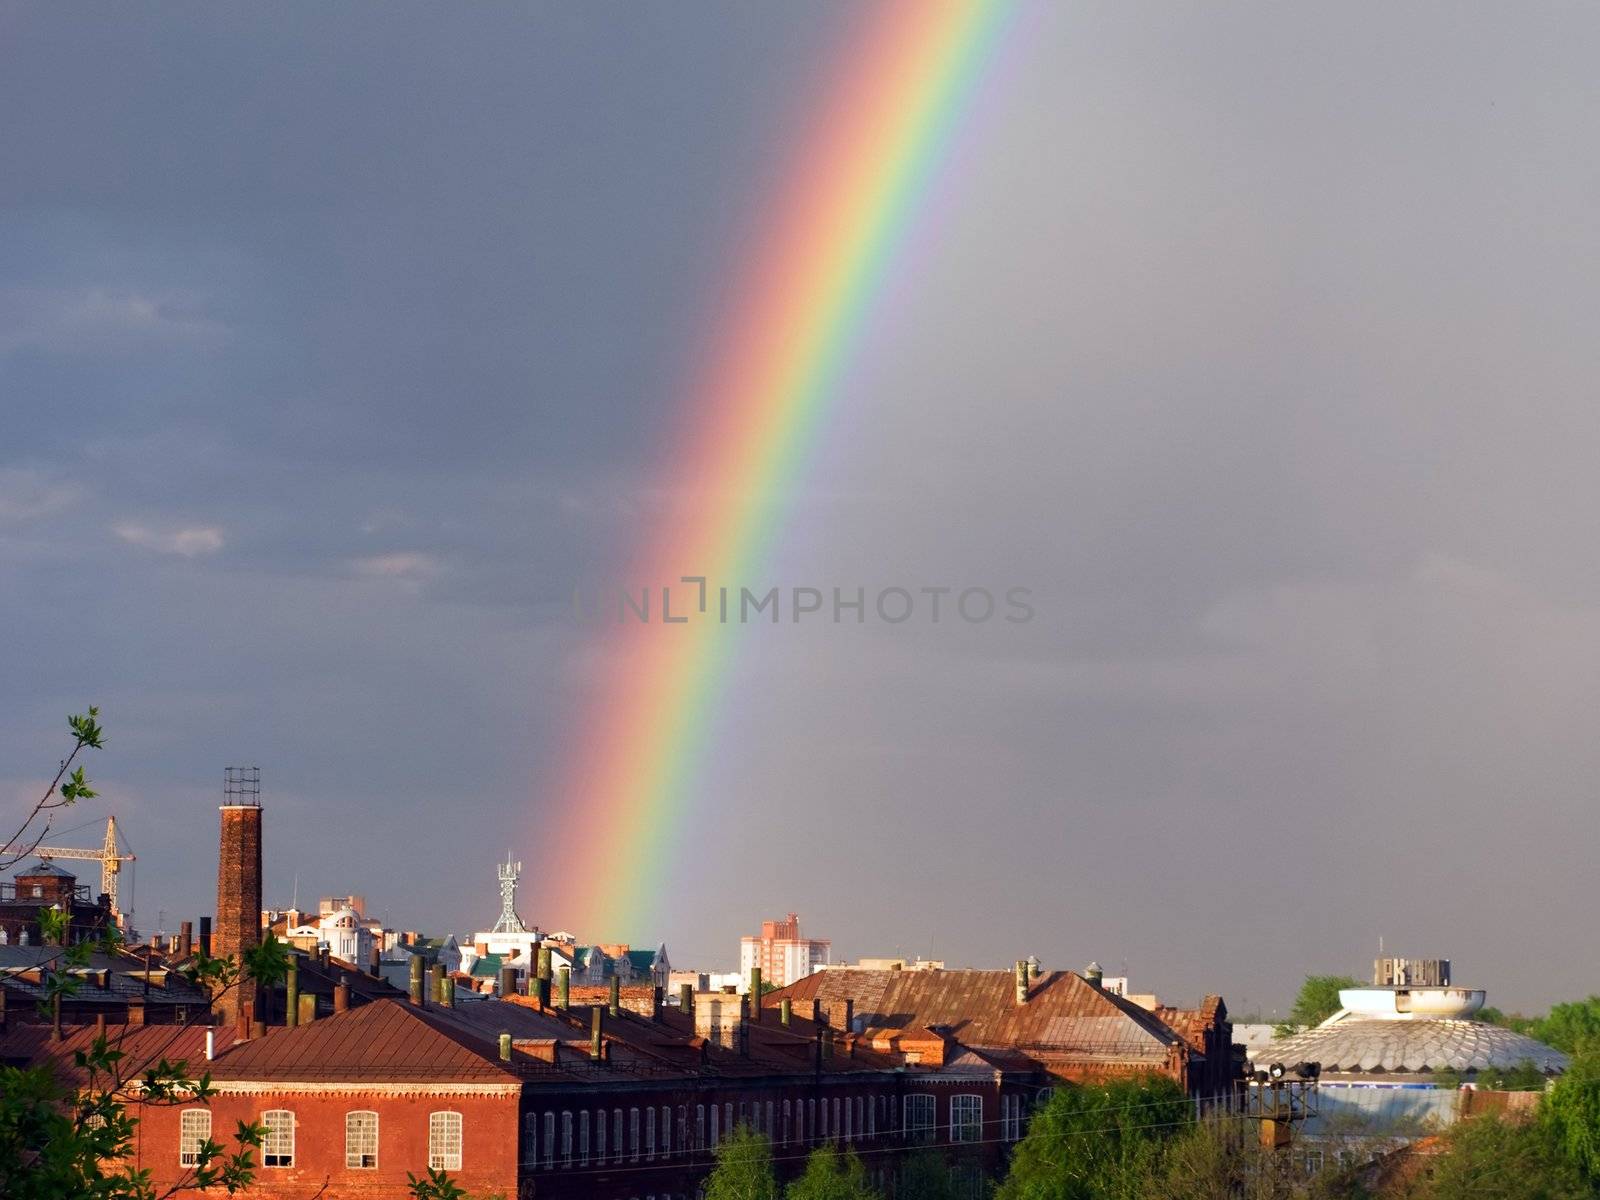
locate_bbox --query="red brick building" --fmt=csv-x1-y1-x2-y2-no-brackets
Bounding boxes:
9,987,983,1199
769,962,1236,1175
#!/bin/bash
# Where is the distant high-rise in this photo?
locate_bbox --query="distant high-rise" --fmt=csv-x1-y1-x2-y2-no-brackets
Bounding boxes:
739,912,830,990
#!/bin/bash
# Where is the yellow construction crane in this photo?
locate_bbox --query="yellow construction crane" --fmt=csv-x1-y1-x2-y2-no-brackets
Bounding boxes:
2,816,136,928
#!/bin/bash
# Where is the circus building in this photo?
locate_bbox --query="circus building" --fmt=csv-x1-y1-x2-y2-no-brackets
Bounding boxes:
1245,958,1569,1136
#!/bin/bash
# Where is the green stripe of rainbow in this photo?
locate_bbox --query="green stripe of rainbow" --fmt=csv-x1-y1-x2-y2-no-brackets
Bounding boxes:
555,0,1017,936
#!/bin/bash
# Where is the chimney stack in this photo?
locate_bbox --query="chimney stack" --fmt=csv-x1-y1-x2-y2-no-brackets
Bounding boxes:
749,967,762,1022
556,966,570,1008
499,1032,512,1062
1015,960,1029,1004
369,944,382,979
179,920,193,958
198,916,212,957
591,1007,604,1060
500,966,517,998
679,982,694,1012
333,974,350,1014
780,997,792,1027
214,777,262,964
409,955,426,1006
285,958,299,1028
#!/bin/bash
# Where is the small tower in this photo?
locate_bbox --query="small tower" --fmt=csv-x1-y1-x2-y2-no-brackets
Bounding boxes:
491,852,528,934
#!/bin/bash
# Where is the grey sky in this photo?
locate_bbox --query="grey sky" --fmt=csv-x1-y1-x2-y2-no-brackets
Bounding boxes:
2,3,1597,1014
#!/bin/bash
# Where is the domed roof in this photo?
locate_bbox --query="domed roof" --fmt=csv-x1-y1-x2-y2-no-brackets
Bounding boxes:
1258,1017,1568,1076
321,906,361,929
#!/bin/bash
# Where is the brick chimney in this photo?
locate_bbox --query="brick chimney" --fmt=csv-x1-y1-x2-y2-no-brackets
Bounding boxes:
214,801,262,962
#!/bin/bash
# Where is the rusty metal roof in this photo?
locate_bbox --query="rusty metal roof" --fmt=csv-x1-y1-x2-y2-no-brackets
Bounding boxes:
1,1020,235,1085
208,998,524,1084
774,969,1182,1061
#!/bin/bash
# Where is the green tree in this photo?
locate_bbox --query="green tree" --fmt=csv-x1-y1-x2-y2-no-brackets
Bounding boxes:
0,710,270,1200
996,1075,1191,1200
1410,1113,1587,1200
786,1143,879,1200
705,1126,779,1200
1531,998,1600,1055
1541,1039,1600,1186
898,1149,962,1200
1279,975,1362,1034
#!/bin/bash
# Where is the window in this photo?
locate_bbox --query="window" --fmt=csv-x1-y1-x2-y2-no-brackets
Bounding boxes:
180,1109,211,1167
562,1111,573,1167
765,1101,774,1140
597,1108,607,1160
904,1095,936,1145
580,1110,591,1165
613,1109,623,1163
630,1107,641,1161
543,1112,555,1169
832,1098,841,1141
808,1098,816,1143
523,1113,539,1165
866,1096,875,1139
725,1103,733,1139
710,1103,720,1148
646,1106,656,1160
696,1104,706,1151
782,1100,791,1146
429,1111,463,1171
345,1110,378,1169
661,1106,672,1156
262,1110,295,1167
950,1095,982,1144
844,1096,853,1140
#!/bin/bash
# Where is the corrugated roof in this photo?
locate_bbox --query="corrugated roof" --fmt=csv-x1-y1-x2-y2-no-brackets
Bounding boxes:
1,1021,234,1084
775,969,1181,1061
209,998,524,1084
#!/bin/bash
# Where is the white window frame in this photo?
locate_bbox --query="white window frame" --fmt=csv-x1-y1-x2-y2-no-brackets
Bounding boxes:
646,1105,656,1160
696,1103,706,1151
580,1110,591,1165
950,1094,983,1144
261,1110,295,1168
180,1108,211,1167
345,1109,378,1169
561,1111,573,1167
429,1111,463,1172
630,1106,641,1162
904,1094,936,1145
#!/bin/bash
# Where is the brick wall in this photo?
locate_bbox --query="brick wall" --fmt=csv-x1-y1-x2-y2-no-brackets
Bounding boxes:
131,1087,519,1199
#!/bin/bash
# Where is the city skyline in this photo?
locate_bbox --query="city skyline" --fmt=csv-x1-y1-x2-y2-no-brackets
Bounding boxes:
5,3,1600,1015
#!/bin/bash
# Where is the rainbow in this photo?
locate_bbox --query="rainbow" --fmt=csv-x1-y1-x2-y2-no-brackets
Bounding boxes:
549,0,1017,936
